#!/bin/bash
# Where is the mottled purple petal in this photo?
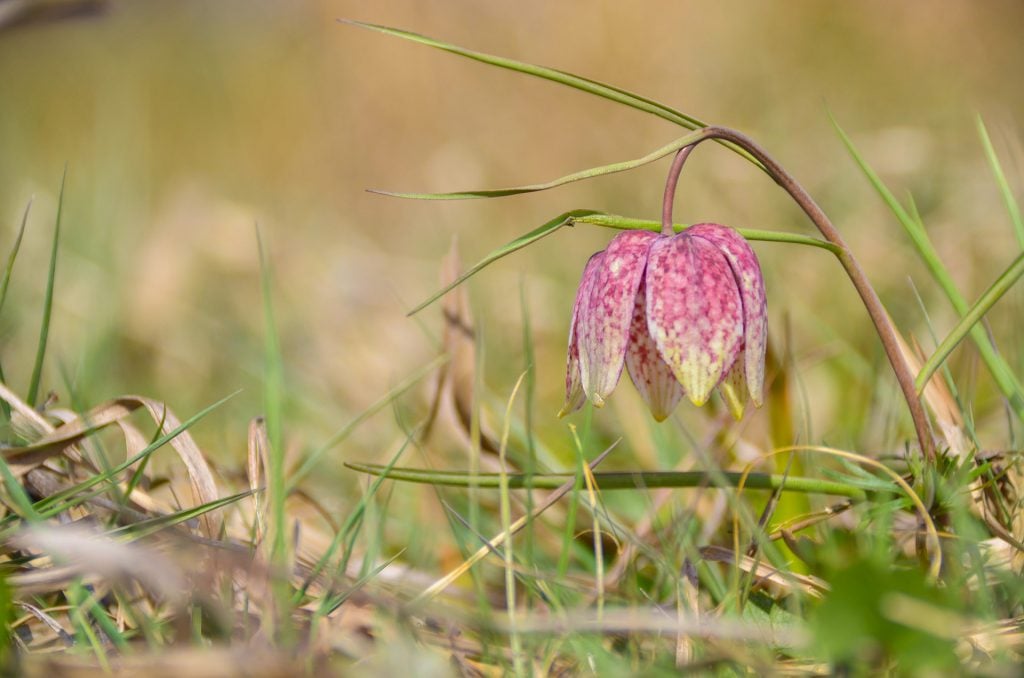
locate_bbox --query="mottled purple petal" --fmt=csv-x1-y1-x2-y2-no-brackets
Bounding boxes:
646,234,743,406
579,230,658,406
717,352,748,420
688,223,767,407
560,251,603,417
625,279,684,421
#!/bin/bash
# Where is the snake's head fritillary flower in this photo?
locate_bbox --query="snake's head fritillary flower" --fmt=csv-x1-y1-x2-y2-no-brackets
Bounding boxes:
560,223,767,421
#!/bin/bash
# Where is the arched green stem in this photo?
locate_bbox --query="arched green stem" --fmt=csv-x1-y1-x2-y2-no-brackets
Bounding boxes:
664,127,936,464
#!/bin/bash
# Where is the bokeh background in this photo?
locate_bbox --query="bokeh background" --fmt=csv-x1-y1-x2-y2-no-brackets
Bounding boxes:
1,1,1023,493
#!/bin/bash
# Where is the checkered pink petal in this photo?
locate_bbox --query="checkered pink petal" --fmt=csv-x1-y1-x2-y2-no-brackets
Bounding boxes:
625,278,685,421
645,233,744,406
687,223,768,406
560,252,603,416
578,230,658,407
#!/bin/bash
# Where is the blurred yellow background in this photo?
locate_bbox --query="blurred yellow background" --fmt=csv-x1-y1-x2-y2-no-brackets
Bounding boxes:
1,0,1023,482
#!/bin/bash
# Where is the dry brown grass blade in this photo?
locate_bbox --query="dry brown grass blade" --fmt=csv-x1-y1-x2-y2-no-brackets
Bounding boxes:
10,524,186,605
0,381,51,432
422,238,501,458
20,646,297,678
1,393,222,537
700,545,829,598
107,395,222,539
2,398,140,476
248,416,269,545
891,326,965,457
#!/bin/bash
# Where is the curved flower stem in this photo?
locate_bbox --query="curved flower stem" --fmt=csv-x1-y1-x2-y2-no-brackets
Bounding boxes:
666,126,936,464
662,144,696,235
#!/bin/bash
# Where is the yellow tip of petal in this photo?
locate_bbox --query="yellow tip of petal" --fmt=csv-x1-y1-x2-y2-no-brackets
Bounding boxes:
687,393,709,407
592,393,606,408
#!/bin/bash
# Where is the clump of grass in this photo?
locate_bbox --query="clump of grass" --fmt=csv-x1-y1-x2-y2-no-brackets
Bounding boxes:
0,20,1022,678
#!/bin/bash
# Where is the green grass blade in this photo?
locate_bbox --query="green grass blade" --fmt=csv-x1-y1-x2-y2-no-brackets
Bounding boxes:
27,169,66,407
0,198,31,321
573,213,842,254
110,488,256,540
295,426,419,605
406,209,597,316
0,454,40,521
344,463,867,500
340,20,765,171
256,227,287,569
255,226,295,642
372,130,710,200
831,116,1024,419
319,550,404,616
66,581,111,669
342,20,702,128
916,251,1024,394
976,115,1024,249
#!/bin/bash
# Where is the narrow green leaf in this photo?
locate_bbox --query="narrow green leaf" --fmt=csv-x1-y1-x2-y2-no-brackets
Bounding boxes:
0,198,31,321
255,226,291,640
977,115,1024,249
344,463,868,500
28,169,66,407
319,550,405,616
574,213,842,254
406,209,597,316
296,426,419,605
832,116,1024,419
0,454,40,521
340,20,765,171
373,130,711,200
916,251,1024,394
110,488,256,540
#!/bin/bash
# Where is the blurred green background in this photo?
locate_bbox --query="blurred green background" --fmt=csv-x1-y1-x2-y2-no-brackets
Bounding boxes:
1,0,1023,482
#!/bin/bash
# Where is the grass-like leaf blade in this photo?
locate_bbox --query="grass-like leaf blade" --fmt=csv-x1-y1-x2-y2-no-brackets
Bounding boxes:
27,170,66,407
406,209,598,316
916,251,1024,394
0,199,31,321
340,20,764,171
344,462,867,500
574,213,842,254
372,130,710,200
977,115,1024,249
831,115,1024,419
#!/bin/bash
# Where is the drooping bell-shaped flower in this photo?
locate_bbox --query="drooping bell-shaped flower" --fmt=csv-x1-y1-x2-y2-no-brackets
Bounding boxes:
561,223,767,421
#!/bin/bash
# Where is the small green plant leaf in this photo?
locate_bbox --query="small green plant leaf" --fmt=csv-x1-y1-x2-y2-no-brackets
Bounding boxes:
573,213,842,254
372,130,710,200
977,115,1024,249
344,462,868,499
110,488,257,540
0,198,31,322
27,170,66,407
831,115,1024,420
340,20,705,129
406,209,598,316
917,251,1024,394
340,20,765,170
